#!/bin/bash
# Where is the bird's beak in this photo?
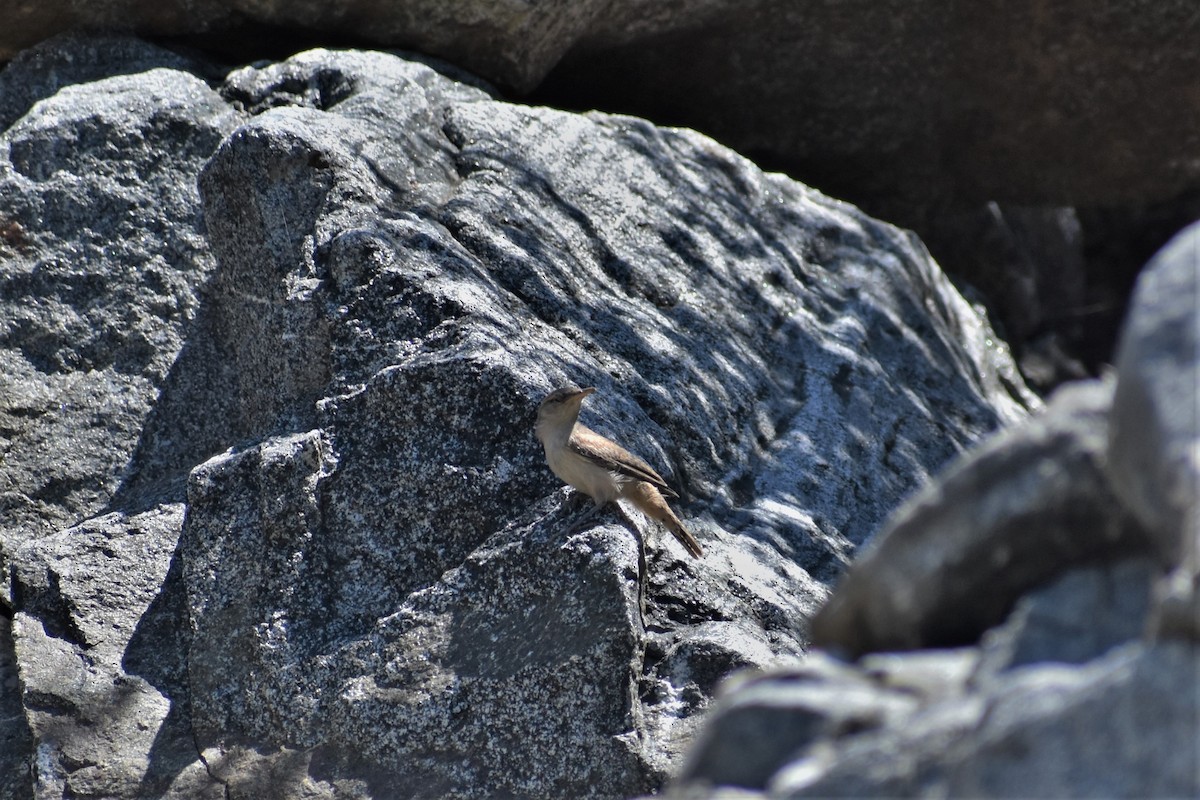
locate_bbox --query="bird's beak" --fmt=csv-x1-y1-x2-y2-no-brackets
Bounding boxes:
578,387,597,398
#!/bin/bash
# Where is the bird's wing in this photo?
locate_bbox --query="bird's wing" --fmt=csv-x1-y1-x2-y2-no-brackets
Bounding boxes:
570,425,678,498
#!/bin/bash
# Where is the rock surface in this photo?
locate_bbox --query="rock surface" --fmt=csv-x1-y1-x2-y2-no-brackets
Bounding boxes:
5,5,1197,401
0,35,1037,799
0,39,239,571
1109,222,1200,561
663,225,1200,799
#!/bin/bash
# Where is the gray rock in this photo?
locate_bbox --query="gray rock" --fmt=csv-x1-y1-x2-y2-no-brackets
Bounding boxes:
666,642,1196,799
944,642,1200,799
0,615,33,800
920,203,1091,393
664,225,1200,800
663,227,1199,800
0,33,215,132
9,506,220,798
2,37,1036,799
811,378,1149,658
974,557,1157,679
676,652,963,790
1108,222,1200,644
0,43,240,598
761,643,1199,799
1108,221,1200,563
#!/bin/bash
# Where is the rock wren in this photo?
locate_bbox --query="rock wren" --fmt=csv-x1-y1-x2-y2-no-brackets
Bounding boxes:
535,385,704,559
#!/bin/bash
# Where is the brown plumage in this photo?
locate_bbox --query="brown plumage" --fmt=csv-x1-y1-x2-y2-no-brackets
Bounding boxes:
535,385,704,559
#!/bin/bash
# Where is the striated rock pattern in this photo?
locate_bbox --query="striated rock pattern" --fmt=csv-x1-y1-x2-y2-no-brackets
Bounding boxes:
667,224,1199,799
0,35,1038,799
5,4,1196,404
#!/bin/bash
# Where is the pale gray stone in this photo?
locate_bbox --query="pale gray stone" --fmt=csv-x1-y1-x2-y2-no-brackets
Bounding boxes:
1109,221,1200,563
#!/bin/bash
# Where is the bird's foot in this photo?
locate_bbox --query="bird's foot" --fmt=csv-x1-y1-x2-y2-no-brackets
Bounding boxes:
565,489,594,513
563,495,605,535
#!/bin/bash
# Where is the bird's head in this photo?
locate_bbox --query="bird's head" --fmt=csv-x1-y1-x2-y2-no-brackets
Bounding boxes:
536,384,596,426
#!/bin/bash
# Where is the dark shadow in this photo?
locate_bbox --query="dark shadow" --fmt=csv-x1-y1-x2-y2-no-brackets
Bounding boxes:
0,616,35,800
123,545,207,796
106,295,240,516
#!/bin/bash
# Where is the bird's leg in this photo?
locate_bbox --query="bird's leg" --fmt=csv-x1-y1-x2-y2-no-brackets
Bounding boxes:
564,493,606,535
612,502,649,622
565,488,592,512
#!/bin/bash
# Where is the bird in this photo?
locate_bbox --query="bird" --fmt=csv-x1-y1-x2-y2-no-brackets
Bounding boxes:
534,384,704,559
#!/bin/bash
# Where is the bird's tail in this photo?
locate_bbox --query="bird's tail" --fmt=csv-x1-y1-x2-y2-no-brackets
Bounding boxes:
628,482,704,559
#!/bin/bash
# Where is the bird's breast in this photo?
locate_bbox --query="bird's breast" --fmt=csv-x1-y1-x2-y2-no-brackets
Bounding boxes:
545,445,624,505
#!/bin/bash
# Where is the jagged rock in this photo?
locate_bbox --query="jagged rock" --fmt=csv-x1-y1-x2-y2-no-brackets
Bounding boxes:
9,506,220,798
6,4,1196,394
0,615,33,800
2,36,1035,799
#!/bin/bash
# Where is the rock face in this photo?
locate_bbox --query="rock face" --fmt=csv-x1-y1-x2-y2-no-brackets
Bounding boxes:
0,14,1190,433
0,46,238,561
0,35,1038,799
6,3,1196,402
667,225,1200,799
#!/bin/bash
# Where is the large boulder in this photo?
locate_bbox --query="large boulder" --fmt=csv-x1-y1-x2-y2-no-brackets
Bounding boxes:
1,36,1034,798
6,4,1197,400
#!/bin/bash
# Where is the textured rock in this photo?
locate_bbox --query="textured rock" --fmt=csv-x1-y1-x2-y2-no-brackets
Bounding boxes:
0,38,240,592
4,9,1193,396
9,506,219,798
1,0,600,93
1108,221,1200,561
0,615,33,800
811,378,1148,658
662,228,1200,800
1,36,1036,799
